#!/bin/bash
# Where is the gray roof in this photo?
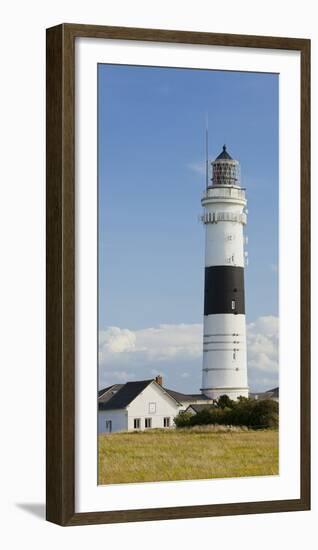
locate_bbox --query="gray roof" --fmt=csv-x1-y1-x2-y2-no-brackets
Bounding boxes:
98,384,124,402
98,387,110,398
163,388,210,402
98,380,153,411
266,387,279,397
186,403,215,413
250,387,279,400
215,144,233,161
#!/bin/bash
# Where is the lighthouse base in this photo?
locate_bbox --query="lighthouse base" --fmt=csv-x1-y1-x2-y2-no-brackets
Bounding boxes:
201,387,249,401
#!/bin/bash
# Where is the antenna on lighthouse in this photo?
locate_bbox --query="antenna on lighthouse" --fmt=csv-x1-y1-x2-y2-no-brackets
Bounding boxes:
205,114,209,190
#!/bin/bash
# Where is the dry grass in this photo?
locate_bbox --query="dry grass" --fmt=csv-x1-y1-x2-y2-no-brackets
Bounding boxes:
98,427,279,485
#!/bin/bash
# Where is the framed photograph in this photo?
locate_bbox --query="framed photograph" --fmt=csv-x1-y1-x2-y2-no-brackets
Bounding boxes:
46,24,310,526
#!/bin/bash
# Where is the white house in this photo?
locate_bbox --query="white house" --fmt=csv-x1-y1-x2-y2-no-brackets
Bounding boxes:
98,376,214,434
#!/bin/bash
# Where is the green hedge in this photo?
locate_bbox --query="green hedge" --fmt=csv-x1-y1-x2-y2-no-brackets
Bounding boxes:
174,398,278,430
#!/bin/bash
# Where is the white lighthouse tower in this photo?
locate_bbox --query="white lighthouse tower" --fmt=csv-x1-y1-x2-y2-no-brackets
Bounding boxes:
201,145,249,400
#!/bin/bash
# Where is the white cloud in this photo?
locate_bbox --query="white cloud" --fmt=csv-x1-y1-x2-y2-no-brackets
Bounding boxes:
247,316,278,389
99,323,202,363
99,326,136,354
248,315,278,343
98,324,202,389
99,316,278,392
105,370,136,383
187,161,206,176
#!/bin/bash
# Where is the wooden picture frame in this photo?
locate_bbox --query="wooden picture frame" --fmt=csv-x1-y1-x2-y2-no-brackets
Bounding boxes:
46,23,310,526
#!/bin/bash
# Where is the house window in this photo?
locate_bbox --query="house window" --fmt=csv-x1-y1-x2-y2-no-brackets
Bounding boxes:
105,420,112,433
148,402,156,414
134,418,141,429
145,418,152,429
163,417,170,428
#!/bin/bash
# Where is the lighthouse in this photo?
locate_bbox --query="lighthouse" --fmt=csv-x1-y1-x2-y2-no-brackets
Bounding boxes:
201,145,249,400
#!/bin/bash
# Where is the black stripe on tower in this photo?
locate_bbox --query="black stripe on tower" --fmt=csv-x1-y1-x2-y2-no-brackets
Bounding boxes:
204,266,245,315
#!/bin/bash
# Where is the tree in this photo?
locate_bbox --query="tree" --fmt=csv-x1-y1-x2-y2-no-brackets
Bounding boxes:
216,394,235,409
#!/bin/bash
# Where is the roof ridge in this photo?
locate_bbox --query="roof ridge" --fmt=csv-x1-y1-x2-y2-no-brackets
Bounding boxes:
124,379,154,384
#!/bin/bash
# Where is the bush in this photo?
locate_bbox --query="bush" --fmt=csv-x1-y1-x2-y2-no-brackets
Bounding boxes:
236,399,278,429
231,399,278,429
191,407,232,426
174,411,193,428
174,398,278,430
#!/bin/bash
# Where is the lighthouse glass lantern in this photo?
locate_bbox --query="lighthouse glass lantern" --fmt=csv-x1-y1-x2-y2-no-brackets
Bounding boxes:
201,146,249,400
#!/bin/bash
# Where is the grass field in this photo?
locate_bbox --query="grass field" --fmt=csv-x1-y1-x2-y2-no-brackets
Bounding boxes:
98,426,279,485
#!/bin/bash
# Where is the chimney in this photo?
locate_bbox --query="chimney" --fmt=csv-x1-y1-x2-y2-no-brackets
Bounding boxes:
155,375,163,386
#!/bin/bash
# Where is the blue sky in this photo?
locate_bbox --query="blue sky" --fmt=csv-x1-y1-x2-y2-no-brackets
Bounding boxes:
98,64,278,392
